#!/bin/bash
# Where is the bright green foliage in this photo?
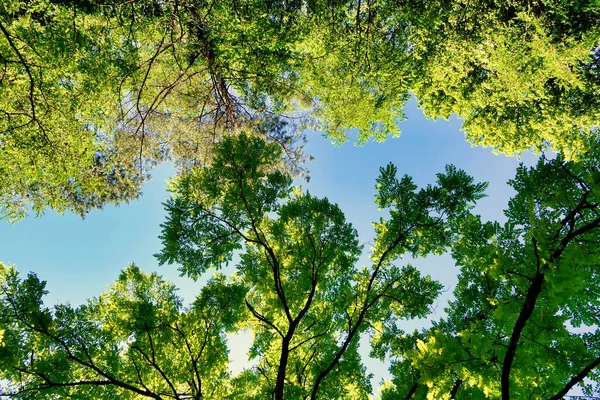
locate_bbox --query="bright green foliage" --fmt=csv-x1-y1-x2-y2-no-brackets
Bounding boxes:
4,0,599,221
293,0,417,144
0,0,308,221
1,0,599,398
0,0,150,220
409,0,600,157
0,262,246,398
295,0,600,154
4,135,600,399
378,142,600,399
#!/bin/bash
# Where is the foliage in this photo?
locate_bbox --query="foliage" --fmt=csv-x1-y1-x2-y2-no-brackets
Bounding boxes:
0,0,309,221
409,0,600,157
2,0,599,220
1,0,600,396
300,0,600,154
288,0,600,155
0,262,246,398
293,0,418,144
377,141,600,399
0,134,487,399
3,136,600,398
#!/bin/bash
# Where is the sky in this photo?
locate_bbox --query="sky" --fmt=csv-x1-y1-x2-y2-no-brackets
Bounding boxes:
0,96,541,394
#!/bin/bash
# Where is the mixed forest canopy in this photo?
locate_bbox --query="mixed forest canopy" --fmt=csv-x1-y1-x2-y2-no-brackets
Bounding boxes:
0,0,599,219
1,0,600,399
2,134,600,399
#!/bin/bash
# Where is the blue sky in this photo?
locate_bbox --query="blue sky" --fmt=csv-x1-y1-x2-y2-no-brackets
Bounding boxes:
0,96,539,391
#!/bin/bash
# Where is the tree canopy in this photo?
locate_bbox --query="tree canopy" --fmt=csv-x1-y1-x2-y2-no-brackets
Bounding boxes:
406,0,600,157
2,135,600,399
2,0,600,398
0,0,309,220
1,0,599,219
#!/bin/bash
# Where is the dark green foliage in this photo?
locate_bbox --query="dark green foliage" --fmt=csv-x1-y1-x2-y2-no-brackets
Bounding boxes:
379,142,600,399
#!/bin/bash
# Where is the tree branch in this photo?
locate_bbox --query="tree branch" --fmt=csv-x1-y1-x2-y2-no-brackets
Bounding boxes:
0,20,49,143
548,355,600,400
245,299,284,338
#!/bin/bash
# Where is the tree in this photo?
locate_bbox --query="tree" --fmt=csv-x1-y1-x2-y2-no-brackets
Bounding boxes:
0,0,309,221
0,134,487,399
3,135,600,399
302,0,600,156
0,263,246,398
376,141,600,399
